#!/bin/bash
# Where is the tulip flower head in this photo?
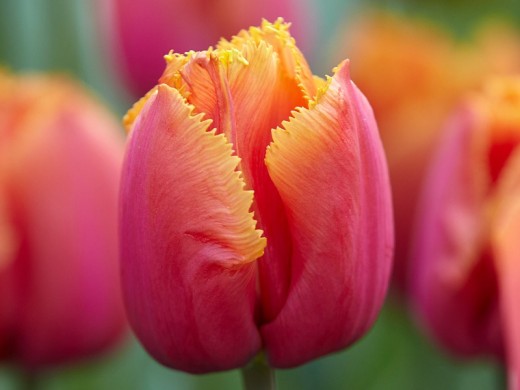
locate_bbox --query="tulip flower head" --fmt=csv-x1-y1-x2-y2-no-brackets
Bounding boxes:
0,70,126,370
411,78,520,388
121,20,393,373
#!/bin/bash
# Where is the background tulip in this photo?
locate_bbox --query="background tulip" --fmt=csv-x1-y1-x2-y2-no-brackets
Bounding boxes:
0,70,126,370
120,20,393,375
410,78,520,388
336,10,520,293
101,0,313,97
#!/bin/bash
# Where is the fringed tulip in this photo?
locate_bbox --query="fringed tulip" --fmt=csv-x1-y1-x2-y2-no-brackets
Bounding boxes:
339,11,520,292
102,0,312,96
411,78,520,388
0,71,126,369
120,20,393,373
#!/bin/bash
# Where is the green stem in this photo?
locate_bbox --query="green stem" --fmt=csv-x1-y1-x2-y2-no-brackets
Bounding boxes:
19,370,39,390
241,353,276,390
497,363,508,390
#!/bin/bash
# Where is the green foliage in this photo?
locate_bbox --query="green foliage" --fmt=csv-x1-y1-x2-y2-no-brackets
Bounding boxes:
362,0,520,37
0,0,130,115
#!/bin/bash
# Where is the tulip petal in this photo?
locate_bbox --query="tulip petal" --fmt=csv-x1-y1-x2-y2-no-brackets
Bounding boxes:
218,19,317,101
120,84,264,373
263,61,393,367
123,87,158,133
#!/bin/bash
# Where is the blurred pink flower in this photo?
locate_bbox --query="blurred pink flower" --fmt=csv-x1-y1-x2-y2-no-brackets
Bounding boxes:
120,20,393,373
411,78,520,388
103,0,312,96
0,71,126,370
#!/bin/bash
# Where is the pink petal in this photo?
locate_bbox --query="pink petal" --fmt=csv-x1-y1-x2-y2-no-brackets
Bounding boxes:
263,61,394,367
120,84,265,373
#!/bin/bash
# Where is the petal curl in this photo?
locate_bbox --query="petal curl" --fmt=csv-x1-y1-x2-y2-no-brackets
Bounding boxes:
120,84,264,373
217,19,316,100
263,61,393,367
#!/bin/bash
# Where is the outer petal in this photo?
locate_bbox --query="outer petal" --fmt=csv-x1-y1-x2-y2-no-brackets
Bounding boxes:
0,77,126,368
263,61,393,367
410,103,502,357
120,84,265,373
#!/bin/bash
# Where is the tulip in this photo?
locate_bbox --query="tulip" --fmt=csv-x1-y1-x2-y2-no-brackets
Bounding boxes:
410,78,520,388
0,70,126,370
102,0,312,97
120,19,393,374
339,11,520,293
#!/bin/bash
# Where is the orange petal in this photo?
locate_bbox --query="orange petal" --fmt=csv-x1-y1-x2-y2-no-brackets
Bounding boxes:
120,84,265,372
218,19,317,101
263,61,393,367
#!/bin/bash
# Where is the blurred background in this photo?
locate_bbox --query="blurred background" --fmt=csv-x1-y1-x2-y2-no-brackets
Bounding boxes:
2,0,520,388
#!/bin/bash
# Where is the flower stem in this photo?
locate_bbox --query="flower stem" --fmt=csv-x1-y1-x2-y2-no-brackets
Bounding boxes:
241,353,275,390
20,371,39,390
